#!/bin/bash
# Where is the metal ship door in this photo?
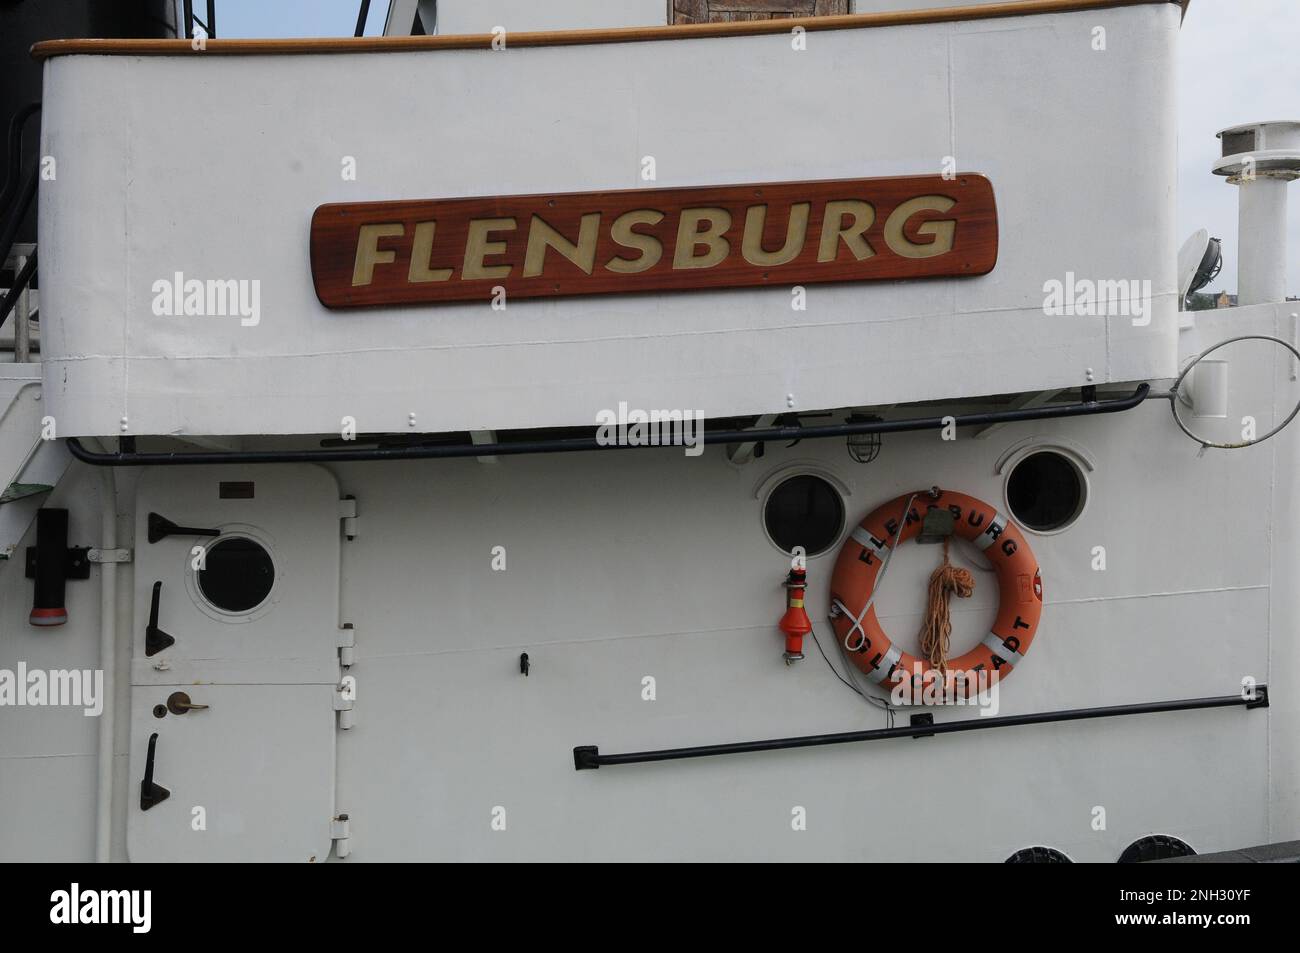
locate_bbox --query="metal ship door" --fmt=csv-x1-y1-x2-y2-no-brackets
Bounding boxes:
126,465,345,862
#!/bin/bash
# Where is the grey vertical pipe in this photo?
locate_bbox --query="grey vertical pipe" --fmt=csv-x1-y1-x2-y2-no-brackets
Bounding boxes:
94,467,118,862
14,249,29,362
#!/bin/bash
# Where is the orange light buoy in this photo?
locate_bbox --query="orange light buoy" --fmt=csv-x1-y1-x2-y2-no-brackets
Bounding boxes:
779,568,813,664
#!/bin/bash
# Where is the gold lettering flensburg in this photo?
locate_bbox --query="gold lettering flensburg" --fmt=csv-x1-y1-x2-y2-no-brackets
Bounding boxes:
312,174,997,308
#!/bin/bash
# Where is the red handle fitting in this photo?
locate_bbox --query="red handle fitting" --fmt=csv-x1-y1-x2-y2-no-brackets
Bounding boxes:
779,567,812,664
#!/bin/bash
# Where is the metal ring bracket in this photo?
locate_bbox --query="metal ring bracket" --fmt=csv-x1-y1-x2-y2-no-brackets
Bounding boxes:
1169,334,1300,450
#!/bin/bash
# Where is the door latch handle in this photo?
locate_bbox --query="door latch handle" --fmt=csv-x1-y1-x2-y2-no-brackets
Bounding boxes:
139,732,170,811
167,691,208,714
148,512,221,544
145,580,175,657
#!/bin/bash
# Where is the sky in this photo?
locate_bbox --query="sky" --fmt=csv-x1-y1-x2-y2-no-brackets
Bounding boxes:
214,0,1300,298
215,0,392,38
1177,0,1300,297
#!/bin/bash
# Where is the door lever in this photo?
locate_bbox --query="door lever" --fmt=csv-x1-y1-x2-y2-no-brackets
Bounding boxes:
148,512,221,544
145,580,175,657
167,691,208,714
139,732,170,811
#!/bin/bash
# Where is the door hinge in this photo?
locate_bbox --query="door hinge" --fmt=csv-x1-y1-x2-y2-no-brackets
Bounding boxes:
338,622,355,667
331,813,351,860
339,496,358,540
334,676,356,730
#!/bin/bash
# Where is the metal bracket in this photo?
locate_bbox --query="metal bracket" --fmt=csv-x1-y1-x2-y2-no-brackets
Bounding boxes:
470,430,499,464
334,678,356,730
339,496,358,540
25,546,90,580
331,813,352,859
916,509,954,544
338,623,355,667
910,712,935,738
727,413,780,465
88,548,133,564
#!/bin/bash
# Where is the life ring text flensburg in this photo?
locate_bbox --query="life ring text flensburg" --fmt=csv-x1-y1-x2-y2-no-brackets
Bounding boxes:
830,489,1042,692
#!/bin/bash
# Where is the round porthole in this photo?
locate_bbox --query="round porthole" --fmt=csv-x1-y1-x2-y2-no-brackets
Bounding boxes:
1117,835,1196,864
1006,451,1086,532
1005,846,1072,864
763,474,845,557
197,536,276,614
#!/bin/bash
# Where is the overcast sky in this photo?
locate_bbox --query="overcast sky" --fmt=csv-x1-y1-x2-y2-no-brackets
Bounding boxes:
1178,0,1299,297
219,0,1298,297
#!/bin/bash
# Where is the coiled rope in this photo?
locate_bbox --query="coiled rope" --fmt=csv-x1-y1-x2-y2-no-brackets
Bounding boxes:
917,536,975,674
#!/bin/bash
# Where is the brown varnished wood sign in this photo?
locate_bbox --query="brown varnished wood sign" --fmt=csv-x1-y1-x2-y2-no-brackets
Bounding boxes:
309,174,997,308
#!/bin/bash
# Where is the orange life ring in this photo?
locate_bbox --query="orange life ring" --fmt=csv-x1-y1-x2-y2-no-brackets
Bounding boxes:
829,489,1042,693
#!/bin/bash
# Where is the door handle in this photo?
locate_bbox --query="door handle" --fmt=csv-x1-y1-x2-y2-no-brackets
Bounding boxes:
167,691,208,714
148,512,221,544
145,580,175,657
139,732,171,811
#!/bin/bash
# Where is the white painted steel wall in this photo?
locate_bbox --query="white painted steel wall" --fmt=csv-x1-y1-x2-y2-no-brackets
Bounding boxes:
2,301,1300,858
37,3,1180,438
1,304,1294,860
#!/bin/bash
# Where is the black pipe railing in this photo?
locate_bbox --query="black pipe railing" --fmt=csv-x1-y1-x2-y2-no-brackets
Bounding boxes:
0,161,37,253
66,383,1151,467
0,103,41,216
573,687,1268,769
0,166,37,276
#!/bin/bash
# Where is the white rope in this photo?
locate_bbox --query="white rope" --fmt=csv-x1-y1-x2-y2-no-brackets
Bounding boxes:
838,493,917,653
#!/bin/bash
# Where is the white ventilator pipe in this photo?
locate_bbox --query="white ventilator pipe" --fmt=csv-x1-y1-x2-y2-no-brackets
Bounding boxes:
1214,121,1300,307
1237,176,1290,306
95,466,118,862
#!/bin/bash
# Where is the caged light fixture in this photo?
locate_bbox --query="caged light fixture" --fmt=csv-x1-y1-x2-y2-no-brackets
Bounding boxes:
845,415,883,463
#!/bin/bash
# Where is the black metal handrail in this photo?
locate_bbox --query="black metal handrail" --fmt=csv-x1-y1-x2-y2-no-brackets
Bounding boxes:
0,102,41,288
0,103,40,216
573,686,1269,769
0,166,37,287
65,383,1151,466
182,1,217,40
